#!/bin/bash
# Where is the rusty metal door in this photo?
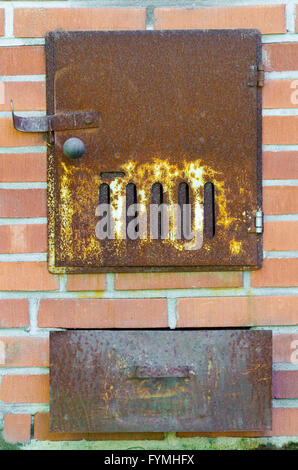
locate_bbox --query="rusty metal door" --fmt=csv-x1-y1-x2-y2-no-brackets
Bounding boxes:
50,330,272,433
46,30,262,273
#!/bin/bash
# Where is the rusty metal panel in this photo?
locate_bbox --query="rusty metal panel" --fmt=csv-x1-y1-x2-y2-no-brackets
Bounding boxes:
50,330,272,433
46,30,262,273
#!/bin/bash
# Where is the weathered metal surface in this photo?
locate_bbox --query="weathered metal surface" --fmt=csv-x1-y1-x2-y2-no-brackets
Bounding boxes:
46,30,262,273
11,99,100,133
50,330,272,433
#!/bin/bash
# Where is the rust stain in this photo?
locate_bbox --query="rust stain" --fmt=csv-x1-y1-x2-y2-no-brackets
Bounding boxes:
76,291,104,299
56,157,235,261
104,157,232,250
136,379,189,399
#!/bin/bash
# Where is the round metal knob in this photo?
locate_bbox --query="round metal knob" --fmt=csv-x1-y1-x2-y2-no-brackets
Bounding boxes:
63,137,85,159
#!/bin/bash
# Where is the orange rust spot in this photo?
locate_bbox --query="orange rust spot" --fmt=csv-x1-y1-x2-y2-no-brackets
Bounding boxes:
230,239,242,255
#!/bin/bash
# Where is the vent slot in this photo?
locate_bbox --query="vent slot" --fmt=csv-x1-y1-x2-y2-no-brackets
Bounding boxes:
98,183,111,238
178,182,191,240
204,182,215,239
100,172,125,179
126,183,138,240
151,182,163,239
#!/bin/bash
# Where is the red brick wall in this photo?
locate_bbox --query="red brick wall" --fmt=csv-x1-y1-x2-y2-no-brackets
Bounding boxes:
0,2,297,447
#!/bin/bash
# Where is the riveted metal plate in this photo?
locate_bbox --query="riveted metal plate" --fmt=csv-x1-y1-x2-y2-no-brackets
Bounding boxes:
50,330,272,433
46,30,262,273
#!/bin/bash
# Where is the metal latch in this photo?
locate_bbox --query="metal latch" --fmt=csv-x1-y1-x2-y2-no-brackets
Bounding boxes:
244,210,263,234
11,100,100,133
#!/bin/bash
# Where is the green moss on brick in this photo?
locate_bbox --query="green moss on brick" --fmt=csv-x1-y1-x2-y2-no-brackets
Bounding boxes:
0,434,22,451
20,435,298,451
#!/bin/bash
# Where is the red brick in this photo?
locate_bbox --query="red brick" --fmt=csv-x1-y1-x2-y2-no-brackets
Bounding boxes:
264,43,298,72
0,46,45,75
0,9,4,36
34,413,164,441
0,375,49,403
263,80,298,109
0,154,46,183
177,296,298,328
66,274,106,292
270,408,298,436
273,370,298,398
273,334,298,363
0,262,59,291
115,272,242,290
3,415,31,444
0,189,46,217
263,116,298,145
0,224,47,253
38,298,167,328
14,8,146,37
251,258,298,287
263,186,298,215
264,221,298,251
0,81,45,112
0,118,44,147
177,408,298,437
263,152,298,180
0,299,29,328
0,337,49,367
154,5,285,34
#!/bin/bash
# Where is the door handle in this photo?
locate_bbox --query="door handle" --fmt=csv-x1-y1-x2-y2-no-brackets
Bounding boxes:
127,365,195,379
63,137,85,159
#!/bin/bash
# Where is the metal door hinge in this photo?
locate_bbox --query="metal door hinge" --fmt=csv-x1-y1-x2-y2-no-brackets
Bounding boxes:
11,100,100,133
248,65,264,87
257,65,265,87
244,210,263,234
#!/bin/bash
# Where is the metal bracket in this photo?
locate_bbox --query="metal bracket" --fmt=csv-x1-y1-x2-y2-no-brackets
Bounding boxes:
244,210,263,234
11,100,100,133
